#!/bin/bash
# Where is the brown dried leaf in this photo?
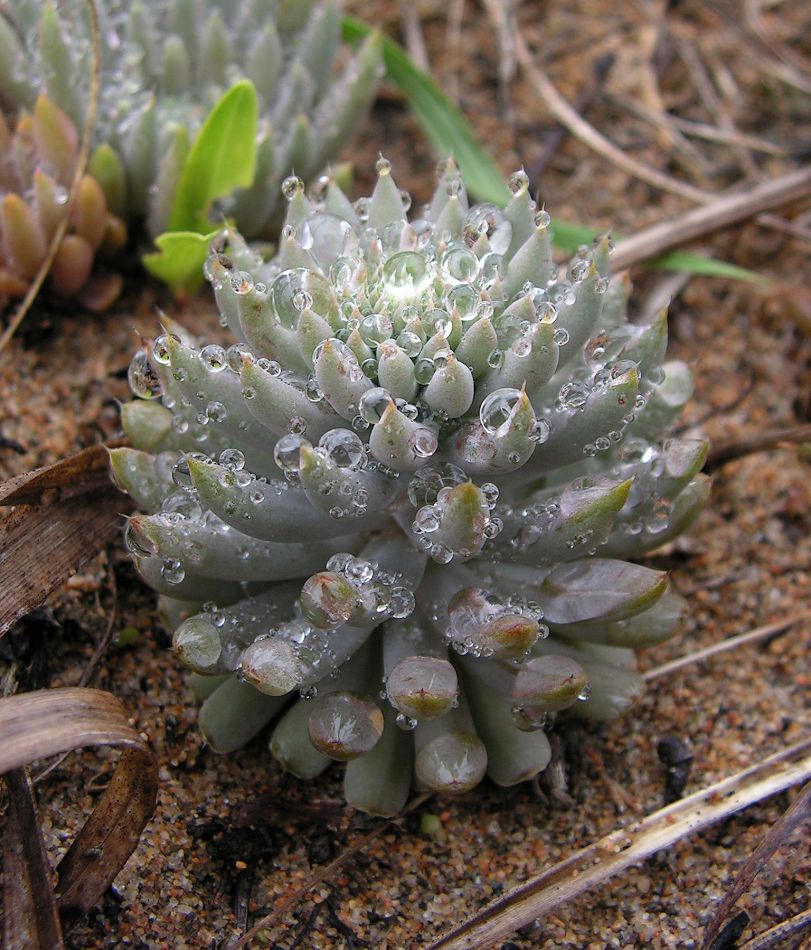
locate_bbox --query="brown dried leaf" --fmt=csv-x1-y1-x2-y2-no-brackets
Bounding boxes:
428,739,811,950
0,447,130,636
3,768,64,950
702,779,811,950
0,443,121,507
0,688,158,916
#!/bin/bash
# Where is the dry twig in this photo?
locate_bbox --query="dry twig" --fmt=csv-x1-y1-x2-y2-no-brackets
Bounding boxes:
610,165,811,271
643,612,811,682
428,739,811,949
702,779,811,948
704,422,811,472
514,32,713,204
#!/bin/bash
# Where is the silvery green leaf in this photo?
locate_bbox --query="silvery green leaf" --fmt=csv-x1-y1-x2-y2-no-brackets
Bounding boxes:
494,476,633,566
540,558,668,625
132,553,247,602
200,675,287,753
602,472,711,558
531,366,639,474
270,698,332,779
502,225,555,300
109,447,175,513
455,316,498,379
377,341,418,402
550,585,688,648
240,356,340,439
626,360,694,440
128,512,361,581
313,337,372,419
423,355,474,417
298,442,400,516
531,636,644,721
343,703,413,817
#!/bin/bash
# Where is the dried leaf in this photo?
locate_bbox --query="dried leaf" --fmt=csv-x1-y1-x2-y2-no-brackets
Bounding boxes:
428,739,811,949
0,444,119,507
3,768,64,950
702,779,811,949
0,688,158,917
0,446,130,635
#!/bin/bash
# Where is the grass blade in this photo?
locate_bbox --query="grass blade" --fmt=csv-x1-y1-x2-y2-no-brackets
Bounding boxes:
167,80,258,233
341,16,509,206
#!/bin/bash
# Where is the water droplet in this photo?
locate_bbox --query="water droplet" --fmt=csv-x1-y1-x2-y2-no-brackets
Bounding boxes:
345,557,374,584
528,416,552,445
441,243,479,284
557,381,591,410
318,428,365,469
360,312,393,347
395,330,423,358
446,283,479,321
480,388,522,434
410,427,438,458
534,208,551,229
153,334,178,365
508,169,530,194
376,155,392,175
359,387,392,424
217,448,245,471
281,175,304,200
382,250,430,296
274,434,309,476
161,557,185,585
128,350,162,399
269,268,311,329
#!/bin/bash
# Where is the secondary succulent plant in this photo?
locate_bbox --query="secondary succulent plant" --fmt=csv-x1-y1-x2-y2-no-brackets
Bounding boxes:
112,159,710,816
0,0,382,238
0,95,126,310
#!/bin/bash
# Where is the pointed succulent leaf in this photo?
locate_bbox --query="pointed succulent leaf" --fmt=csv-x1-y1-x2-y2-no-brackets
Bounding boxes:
117,161,707,813
540,558,669,625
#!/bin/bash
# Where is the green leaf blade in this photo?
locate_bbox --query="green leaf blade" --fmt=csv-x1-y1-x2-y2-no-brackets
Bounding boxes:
143,230,220,295
341,16,509,206
167,79,259,233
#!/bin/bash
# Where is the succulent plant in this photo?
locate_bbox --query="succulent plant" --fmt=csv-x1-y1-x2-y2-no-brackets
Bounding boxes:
0,95,126,310
112,159,710,816
0,0,383,238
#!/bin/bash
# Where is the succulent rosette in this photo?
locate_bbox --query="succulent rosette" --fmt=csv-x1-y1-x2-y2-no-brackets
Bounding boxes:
112,159,709,815
0,96,126,310
0,0,382,237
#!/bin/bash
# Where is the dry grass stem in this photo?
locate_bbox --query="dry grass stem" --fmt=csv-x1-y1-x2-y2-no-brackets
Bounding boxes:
738,908,811,950
0,0,101,356
704,422,811,471
401,6,430,73
443,0,466,106
530,53,616,184
611,96,785,157
428,739,811,949
702,779,811,948
514,32,713,204
674,36,759,178
609,165,811,271
643,612,811,682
